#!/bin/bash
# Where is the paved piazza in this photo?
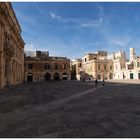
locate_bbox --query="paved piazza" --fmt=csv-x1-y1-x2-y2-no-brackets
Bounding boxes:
0,80,140,138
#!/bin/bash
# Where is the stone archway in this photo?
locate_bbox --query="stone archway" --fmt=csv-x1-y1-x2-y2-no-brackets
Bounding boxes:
53,72,60,80
62,72,68,80
44,73,51,81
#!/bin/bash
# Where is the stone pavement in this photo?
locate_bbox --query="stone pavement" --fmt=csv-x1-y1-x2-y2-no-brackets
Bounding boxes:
0,80,140,138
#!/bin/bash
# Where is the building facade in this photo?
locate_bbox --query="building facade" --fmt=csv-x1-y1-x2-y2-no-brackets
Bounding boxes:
25,51,71,82
82,51,114,80
124,48,140,80
71,58,82,80
109,50,126,79
71,49,139,80
109,48,140,80
0,3,24,88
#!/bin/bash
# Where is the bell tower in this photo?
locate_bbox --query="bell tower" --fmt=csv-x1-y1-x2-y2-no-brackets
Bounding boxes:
129,47,135,62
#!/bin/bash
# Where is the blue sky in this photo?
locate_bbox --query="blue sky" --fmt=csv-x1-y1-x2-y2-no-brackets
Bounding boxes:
12,2,140,59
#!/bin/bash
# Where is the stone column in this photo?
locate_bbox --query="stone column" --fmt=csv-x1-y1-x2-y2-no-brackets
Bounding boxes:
0,23,4,88
68,73,71,80
51,73,53,80
59,72,62,80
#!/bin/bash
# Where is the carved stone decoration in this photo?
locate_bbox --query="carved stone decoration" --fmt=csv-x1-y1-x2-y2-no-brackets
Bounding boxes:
4,42,15,57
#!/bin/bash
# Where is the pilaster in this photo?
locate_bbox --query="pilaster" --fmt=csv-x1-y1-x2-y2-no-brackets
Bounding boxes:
5,58,12,85
0,23,4,88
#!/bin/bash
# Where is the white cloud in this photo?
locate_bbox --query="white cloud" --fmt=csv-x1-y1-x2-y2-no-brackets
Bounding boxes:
98,5,105,18
49,12,61,20
108,36,131,47
80,17,103,28
25,43,37,51
25,44,37,57
49,11,104,28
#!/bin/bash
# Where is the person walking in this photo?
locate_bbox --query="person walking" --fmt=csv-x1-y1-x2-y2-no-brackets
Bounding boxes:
82,77,85,82
95,79,98,86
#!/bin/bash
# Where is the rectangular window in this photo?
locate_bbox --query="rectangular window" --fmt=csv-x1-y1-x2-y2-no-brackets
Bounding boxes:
28,64,33,69
64,64,67,70
85,58,87,62
104,65,107,70
130,73,134,79
78,63,82,67
55,64,58,70
44,64,50,70
137,62,140,67
45,65,47,69
98,65,100,70
138,73,140,79
110,65,112,70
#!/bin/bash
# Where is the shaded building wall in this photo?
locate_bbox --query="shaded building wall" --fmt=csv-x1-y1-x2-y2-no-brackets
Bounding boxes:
0,3,24,89
25,57,71,82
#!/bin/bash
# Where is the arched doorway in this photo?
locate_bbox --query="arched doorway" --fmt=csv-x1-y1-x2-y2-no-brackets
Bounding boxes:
44,73,51,81
53,72,60,80
27,73,33,82
62,72,68,80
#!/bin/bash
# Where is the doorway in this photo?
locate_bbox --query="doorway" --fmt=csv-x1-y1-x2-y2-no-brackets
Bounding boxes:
62,73,68,80
27,73,33,82
138,73,140,79
130,73,133,79
53,73,60,80
44,73,51,81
